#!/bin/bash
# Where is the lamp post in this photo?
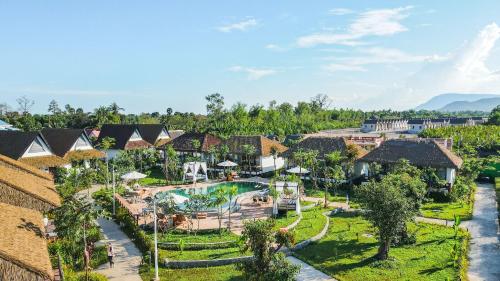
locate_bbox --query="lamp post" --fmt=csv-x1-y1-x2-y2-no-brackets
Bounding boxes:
112,165,116,216
153,198,159,281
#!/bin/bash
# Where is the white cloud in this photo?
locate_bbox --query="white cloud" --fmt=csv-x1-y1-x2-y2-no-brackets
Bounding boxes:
329,8,354,16
265,44,286,52
229,66,277,80
297,6,412,47
217,18,258,33
323,47,447,72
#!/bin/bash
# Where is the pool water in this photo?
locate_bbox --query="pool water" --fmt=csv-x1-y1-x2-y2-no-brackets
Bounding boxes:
170,181,265,198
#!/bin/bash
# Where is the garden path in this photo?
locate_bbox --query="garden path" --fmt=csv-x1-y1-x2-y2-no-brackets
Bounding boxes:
287,256,337,281
95,218,143,281
462,182,500,281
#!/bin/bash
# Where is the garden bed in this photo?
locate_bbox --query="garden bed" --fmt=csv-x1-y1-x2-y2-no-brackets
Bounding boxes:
294,212,469,281
139,264,244,281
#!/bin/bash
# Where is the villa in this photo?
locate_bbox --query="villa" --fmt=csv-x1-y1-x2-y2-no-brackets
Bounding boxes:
0,154,60,280
361,118,408,133
356,139,463,186
97,124,153,159
223,135,287,175
169,132,222,163
136,124,171,147
364,117,487,134
0,131,68,172
41,128,105,167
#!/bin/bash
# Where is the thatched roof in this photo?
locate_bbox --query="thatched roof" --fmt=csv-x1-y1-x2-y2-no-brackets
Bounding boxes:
169,132,222,152
0,154,53,181
65,149,105,161
0,202,53,280
358,139,463,169
97,124,152,150
282,136,366,159
224,135,288,156
19,155,69,169
0,159,60,211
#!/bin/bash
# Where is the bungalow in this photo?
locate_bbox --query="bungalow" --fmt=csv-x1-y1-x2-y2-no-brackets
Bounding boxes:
97,124,152,159
169,132,222,163
0,154,60,280
0,131,68,172
136,124,171,147
41,128,105,167
223,135,288,174
361,119,408,133
356,139,463,186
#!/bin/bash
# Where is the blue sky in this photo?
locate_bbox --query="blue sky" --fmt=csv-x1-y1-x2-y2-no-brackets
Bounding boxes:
1,1,500,113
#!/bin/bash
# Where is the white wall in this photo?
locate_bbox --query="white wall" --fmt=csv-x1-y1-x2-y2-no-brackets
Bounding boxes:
259,155,285,173
354,162,369,177
446,168,456,185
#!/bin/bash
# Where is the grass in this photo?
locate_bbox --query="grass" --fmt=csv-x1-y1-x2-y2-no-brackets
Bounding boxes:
295,213,469,281
149,229,239,244
159,247,248,261
420,201,473,221
273,207,328,243
139,167,167,186
140,264,244,281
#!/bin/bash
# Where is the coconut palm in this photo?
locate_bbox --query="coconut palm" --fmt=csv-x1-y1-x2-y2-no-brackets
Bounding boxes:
226,185,238,231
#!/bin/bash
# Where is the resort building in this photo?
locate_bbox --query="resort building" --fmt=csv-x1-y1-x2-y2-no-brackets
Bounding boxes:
223,135,288,175
356,139,463,186
0,119,18,131
169,132,222,163
136,124,171,147
97,124,152,159
84,128,100,139
0,154,61,280
41,128,105,167
361,119,408,133
168,129,185,140
282,136,367,178
0,131,68,172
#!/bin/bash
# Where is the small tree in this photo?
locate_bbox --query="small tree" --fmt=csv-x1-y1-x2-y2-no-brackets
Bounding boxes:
270,145,280,177
356,178,414,260
239,219,300,281
209,187,228,234
185,194,210,234
226,185,238,231
242,144,256,174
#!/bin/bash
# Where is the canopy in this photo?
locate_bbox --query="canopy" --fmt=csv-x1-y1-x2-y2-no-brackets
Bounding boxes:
217,160,238,167
286,166,310,174
182,162,209,183
121,171,147,180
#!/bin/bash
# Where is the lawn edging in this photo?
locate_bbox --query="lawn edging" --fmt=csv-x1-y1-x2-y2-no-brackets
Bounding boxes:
292,211,330,251
163,256,253,269
157,240,239,250
284,214,302,231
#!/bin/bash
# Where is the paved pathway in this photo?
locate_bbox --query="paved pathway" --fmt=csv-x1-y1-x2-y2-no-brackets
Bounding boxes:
95,218,143,281
288,256,337,281
462,183,500,281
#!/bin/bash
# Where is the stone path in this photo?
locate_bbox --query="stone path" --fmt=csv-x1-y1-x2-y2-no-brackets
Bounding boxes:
95,218,143,281
287,256,337,281
462,183,500,281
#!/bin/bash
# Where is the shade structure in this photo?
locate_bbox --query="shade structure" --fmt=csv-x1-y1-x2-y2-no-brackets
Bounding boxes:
120,171,147,181
168,193,189,205
286,166,310,174
217,160,238,167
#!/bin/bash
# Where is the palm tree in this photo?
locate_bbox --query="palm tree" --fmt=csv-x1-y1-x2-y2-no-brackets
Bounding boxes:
209,187,228,234
242,144,256,175
270,145,280,177
324,151,346,208
163,145,178,183
226,185,238,231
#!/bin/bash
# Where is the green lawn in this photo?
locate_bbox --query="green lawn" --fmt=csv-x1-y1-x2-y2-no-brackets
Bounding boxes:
295,213,468,281
140,264,244,281
273,207,328,243
420,201,473,221
139,167,167,186
149,229,239,244
159,247,248,261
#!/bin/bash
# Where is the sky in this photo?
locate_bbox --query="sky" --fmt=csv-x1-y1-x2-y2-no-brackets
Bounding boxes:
0,1,500,114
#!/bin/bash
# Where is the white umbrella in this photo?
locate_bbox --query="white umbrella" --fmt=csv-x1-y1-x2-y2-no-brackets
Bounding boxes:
120,171,147,181
217,160,238,167
286,166,310,174
168,193,189,205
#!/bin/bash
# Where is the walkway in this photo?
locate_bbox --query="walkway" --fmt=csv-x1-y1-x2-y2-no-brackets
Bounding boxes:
287,256,337,281
95,218,143,281
462,183,500,281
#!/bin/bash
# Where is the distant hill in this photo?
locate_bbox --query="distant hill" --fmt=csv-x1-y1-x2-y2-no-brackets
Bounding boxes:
416,93,500,111
438,97,500,112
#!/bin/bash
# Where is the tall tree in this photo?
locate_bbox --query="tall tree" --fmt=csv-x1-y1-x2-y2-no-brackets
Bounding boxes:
16,95,35,114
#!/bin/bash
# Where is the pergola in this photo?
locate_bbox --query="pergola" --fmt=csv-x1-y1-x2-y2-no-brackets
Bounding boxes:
182,161,209,183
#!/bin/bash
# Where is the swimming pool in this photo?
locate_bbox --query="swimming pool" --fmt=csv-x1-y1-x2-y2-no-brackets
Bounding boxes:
170,181,265,198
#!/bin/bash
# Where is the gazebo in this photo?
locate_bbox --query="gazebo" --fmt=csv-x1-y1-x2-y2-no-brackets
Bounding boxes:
182,161,208,183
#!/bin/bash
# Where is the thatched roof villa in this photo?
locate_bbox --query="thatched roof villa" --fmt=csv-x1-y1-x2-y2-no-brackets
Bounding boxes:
41,128,105,163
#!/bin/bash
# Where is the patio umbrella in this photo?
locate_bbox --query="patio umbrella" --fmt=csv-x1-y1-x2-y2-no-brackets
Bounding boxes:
286,166,310,174
121,171,147,181
217,160,238,167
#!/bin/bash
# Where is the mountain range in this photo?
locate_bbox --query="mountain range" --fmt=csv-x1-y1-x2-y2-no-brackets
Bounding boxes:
416,93,500,112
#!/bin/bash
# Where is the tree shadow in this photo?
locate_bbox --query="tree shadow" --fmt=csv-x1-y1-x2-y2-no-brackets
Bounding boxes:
17,218,44,238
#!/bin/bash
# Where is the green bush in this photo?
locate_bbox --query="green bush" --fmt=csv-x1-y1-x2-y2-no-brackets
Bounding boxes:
115,207,153,253
64,270,108,281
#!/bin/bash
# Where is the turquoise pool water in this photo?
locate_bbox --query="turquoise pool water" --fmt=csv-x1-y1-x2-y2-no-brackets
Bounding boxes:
170,181,265,199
